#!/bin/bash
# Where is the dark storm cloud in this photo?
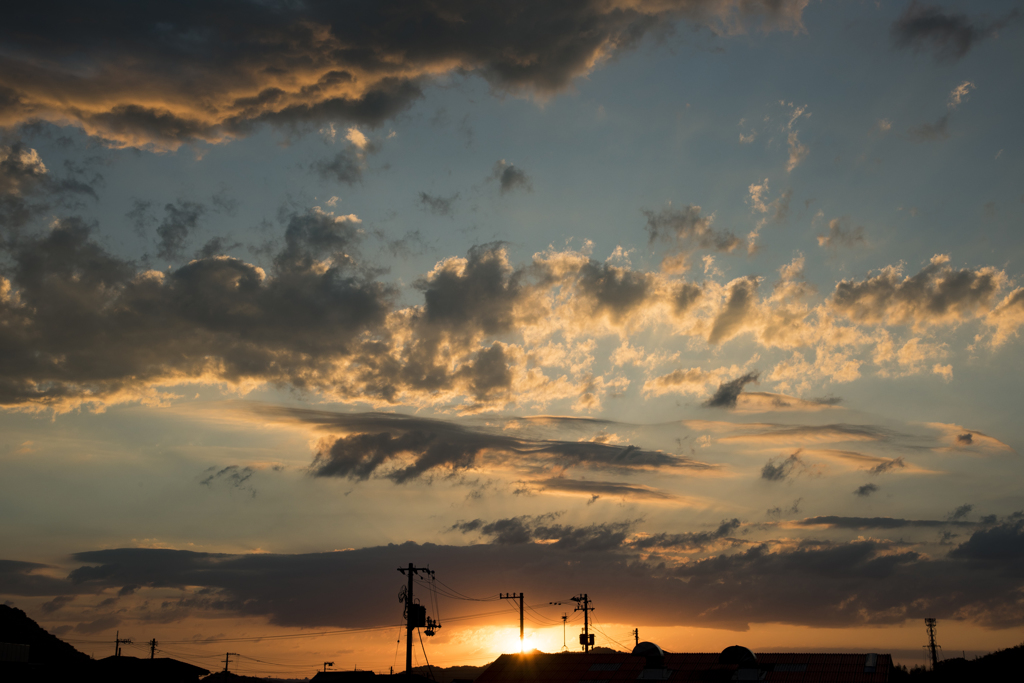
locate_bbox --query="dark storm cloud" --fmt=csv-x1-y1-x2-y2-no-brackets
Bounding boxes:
704,371,759,408
642,204,741,253
0,1,810,148
155,200,205,260
313,149,363,185
629,518,741,551
491,160,532,194
0,208,392,409
891,2,1019,62
287,406,710,483
831,256,1002,328
45,520,1024,630
418,192,459,217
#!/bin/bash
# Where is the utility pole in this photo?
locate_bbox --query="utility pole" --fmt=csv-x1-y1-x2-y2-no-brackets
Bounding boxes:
149,638,158,659
224,652,239,674
500,592,524,651
114,631,131,657
571,594,594,653
398,563,434,673
925,618,939,669
633,628,639,646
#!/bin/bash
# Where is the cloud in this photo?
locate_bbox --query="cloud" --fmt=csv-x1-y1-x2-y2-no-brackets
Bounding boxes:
0,2,813,149
704,372,760,408
537,477,679,502
786,131,808,171
643,204,741,256
948,519,1024,561
854,483,879,497
708,277,760,345
49,522,1024,631
0,143,98,231
948,81,975,108
794,515,977,530
817,218,866,249
40,595,75,614
0,560,88,597
949,504,974,521
313,149,364,185
155,201,205,260
761,451,803,481
0,208,392,411
629,519,741,552
831,255,1004,330
891,2,1019,62
450,514,633,552
270,407,712,483
870,457,906,475
491,160,532,194
418,192,459,216
909,114,950,142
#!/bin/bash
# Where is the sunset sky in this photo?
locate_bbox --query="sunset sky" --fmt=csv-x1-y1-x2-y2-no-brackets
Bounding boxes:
2,0,1024,677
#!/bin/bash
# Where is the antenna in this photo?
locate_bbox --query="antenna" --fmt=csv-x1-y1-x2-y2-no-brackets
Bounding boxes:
924,618,939,669
500,593,524,651
324,661,334,672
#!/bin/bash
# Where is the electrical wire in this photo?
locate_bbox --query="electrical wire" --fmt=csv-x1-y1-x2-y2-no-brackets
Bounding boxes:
417,628,435,682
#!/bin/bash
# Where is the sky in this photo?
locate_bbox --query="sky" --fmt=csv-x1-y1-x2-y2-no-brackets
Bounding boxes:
2,0,1024,676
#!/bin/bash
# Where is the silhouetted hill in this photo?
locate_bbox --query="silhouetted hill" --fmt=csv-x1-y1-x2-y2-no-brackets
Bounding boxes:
0,604,90,665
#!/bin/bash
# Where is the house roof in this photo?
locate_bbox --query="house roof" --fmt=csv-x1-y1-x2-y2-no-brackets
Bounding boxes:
475,649,893,683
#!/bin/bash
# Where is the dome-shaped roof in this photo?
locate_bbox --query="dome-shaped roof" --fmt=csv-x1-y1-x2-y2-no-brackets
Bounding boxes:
631,642,664,658
719,645,756,665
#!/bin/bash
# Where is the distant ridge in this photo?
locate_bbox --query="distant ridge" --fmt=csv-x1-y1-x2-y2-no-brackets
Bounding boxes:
0,604,90,665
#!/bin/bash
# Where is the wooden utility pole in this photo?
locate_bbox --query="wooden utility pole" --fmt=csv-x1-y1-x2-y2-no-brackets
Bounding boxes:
500,593,524,650
149,638,158,659
397,563,434,673
572,594,594,652
114,631,131,657
224,652,239,673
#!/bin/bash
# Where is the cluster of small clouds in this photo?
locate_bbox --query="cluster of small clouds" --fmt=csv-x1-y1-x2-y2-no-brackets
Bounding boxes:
2,178,1023,414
